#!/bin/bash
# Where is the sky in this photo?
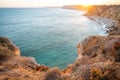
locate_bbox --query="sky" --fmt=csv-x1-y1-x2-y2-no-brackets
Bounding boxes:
0,0,120,7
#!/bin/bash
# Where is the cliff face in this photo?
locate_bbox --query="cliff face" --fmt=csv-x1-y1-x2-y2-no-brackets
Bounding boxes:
0,5,120,80
85,5,120,22
85,5,120,35
62,35,120,80
0,37,49,80
63,5,91,11
77,35,120,62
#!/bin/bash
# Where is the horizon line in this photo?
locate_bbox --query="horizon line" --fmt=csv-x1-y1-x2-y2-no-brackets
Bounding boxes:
0,4,120,8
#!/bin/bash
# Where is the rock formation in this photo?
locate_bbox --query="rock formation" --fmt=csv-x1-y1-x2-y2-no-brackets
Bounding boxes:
0,37,49,80
85,5,120,35
63,35,120,80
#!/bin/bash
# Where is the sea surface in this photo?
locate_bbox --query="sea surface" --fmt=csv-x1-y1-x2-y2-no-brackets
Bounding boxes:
0,8,107,69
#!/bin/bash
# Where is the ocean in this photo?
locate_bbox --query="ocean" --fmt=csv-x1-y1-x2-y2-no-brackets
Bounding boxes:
0,8,106,69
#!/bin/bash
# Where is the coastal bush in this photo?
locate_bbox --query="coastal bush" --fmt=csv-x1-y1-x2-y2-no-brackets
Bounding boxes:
0,48,14,62
0,37,15,62
36,65,49,71
115,49,120,62
44,67,62,80
114,43,120,62
0,37,17,51
90,67,108,80
0,37,11,44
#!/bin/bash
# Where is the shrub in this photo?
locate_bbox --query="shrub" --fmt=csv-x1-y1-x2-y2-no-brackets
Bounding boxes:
0,48,14,62
90,67,109,80
44,67,62,80
0,37,11,44
0,37,15,62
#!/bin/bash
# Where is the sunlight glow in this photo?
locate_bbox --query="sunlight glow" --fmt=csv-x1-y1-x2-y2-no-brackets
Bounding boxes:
80,1,93,6
0,0,120,7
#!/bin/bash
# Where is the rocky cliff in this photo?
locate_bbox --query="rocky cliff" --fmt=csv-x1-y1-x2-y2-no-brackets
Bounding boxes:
85,5,120,35
63,35,120,80
0,37,52,80
63,5,120,35
0,5,120,80
63,5,90,11
85,5,120,22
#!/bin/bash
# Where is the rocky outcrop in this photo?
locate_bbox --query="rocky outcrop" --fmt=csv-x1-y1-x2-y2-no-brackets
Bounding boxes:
62,35,120,80
77,35,120,61
85,5,120,35
85,5,120,22
63,5,91,11
0,37,50,80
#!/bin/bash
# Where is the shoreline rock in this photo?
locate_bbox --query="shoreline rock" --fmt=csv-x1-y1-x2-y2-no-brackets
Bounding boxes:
84,5,120,35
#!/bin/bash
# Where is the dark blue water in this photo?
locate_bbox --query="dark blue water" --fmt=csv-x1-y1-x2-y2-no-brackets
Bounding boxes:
0,8,106,69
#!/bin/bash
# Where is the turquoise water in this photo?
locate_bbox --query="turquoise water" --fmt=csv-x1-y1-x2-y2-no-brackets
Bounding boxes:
0,8,106,69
